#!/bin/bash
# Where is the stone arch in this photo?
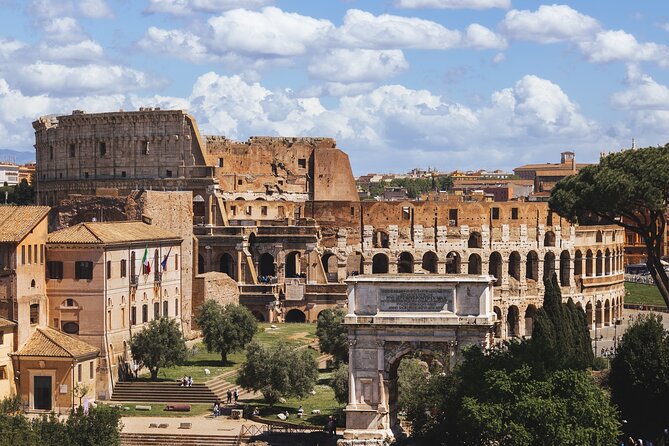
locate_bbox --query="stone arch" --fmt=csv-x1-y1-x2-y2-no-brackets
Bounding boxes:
524,304,538,336
559,251,570,286
468,253,482,275
605,249,611,275
219,253,235,279
595,300,602,328
193,194,205,223
544,231,556,247
372,253,389,274
488,252,502,286
346,252,364,276
285,309,306,323
574,250,583,276
543,251,555,280
586,301,593,328
259,253,275,277
373,230,390,248
285,251,301,278
493,306,503,338
468,231,482,249
604,299,611,326
507,305,520,337
421,251,438,273
30,279,35,288
596,230,603,243
322,252,338,275
595,250,603,276
526,251,538,281
251,310,265,322
446,252,461,274
508,251,521,281
585,250,593,276
397,252,414,273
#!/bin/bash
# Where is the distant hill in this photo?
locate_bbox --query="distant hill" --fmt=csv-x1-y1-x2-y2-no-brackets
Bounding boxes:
0,149,35,164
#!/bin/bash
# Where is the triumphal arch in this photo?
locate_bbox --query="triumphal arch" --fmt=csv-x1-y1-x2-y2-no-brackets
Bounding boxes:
340,274,496,445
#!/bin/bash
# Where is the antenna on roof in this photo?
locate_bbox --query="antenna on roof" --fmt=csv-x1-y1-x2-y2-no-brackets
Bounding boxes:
631,138,636,149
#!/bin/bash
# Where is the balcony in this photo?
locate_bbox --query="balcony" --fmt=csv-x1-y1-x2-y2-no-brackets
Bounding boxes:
130,275,139,288
154,271,162,284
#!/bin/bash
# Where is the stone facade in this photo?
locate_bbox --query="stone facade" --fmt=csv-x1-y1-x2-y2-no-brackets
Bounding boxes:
191,272,240,328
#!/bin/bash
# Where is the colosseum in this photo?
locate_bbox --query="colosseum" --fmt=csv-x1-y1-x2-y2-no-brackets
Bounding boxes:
33,109,625,338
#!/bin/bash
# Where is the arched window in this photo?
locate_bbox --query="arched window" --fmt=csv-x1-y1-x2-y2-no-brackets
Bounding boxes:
508,252,521,281
544,231,555,247
526,251,538,281
574,250,582,276
595,250,603,276
446,252,461,274
468,232,482,249
259,253,276,277
285,251,301,278
524,305,537,336
605,249,611,275
596,230,603,243
543,252,555,280
372,253,389,274
507,305,520,337
488,252,502,286
398,252,414,273
559,251,570,286
468,254,482,275
220,253,235,279
422,252,438,274
585,250,593,276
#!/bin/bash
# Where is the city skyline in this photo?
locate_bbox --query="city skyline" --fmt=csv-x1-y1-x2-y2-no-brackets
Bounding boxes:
0,0,667,174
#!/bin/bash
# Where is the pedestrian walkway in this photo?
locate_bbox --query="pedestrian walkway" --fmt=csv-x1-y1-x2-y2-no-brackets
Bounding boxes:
591,308,666,356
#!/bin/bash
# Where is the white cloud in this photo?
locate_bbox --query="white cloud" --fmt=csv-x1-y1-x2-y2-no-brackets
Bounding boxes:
578,30,669,67
14,62,156,95
137,27,209,63
611,67,669,110
308,49,408,83
0,39,26,61
492,52,505,64
395,0,510,9
207,7,333,57
41,17,87,43
501,4,600,43
464,23,507,49
78,0,114,18
39,40,104,61
145,0,272,15
336,9,461,50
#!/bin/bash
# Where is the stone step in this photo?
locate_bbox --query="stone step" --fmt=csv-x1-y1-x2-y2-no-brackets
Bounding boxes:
111,382,217,403
120,432,238,446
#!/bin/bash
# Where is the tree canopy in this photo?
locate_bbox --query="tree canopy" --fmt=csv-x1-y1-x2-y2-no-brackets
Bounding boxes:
236,342,318,406
316,308,348,364
130,317,187,380
364,175,453,199
195,301,257,363
609,314,669,441
549,144,669,308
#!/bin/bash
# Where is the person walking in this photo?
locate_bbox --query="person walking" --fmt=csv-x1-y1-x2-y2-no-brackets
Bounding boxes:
226,389,232,404
233,387,239,403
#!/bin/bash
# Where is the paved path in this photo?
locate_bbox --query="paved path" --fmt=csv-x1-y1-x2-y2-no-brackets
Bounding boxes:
121,413,264,437
591,308,667,356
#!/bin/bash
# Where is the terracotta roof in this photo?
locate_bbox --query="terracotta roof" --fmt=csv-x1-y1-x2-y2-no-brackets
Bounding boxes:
0,206,50,243
0,317,16,328
16,326,99,359
535,169,578,177
514,162,591,171
48,221,181,245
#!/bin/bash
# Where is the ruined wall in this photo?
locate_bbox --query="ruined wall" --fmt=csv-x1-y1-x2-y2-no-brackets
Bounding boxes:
191,272,240,329
312,148,359,202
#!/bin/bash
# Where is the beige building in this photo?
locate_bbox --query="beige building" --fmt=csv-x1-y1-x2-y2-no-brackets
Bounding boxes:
46,221,183,399
13,326,98,412
0,317,17,399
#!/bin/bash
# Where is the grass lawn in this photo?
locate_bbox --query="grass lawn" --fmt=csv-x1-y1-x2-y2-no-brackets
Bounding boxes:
137,323,318,383
625,282,666,307
104,402,212,417
245,369,345,428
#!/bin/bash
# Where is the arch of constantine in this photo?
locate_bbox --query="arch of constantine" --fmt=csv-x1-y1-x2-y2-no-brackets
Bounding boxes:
340,274,496,444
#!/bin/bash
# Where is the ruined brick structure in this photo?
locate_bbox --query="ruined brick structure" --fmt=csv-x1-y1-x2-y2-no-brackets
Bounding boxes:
34,109,624,340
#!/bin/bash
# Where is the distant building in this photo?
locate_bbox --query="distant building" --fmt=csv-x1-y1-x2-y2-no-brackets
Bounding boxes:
514,151,592,200
0,163,19,186
18,162,36,184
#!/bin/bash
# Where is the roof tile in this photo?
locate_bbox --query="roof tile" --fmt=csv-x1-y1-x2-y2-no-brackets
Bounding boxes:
0,206,50,243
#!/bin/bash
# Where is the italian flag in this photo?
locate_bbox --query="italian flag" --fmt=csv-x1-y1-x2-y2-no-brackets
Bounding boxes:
142,246,150,274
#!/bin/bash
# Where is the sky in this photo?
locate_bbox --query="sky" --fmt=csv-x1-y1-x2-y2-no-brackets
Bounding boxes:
0,0,668,175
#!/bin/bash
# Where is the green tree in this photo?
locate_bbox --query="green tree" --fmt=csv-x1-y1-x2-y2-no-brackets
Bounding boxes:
130,317,187,380
331,363,349,404
407,347,620,446
549,144,669,308
316,308,348,364
196,301,257,363
236,342,318,405
531,274,593,370
8,179,34,205
65,405,122,446
609,314,669,441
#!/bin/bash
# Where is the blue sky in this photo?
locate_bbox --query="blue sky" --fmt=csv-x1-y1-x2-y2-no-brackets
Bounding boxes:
0,0,668,175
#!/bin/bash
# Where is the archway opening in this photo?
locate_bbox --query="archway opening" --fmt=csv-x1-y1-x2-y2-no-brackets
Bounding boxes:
374,230,390,248
398,252,414,273
524,305,537,337
446,252,460,274
252,310,266,322
574,250,583,276
322,252,338,282
559,251,570,286
372,254,389,274
508,251,521,281
285,251,301,278
198,254,205,274
422,252,438,274
468,253,482,275
488,252,502,286
219,253,235,280
544,231,556,247
526,251,538,281
543,252,555,280
259,253,275,277
507,305,520,338
285,309,306,323
493,306,502,338
347,252,364,276
468,232,482,249
586,250,593,276
595,250,603,276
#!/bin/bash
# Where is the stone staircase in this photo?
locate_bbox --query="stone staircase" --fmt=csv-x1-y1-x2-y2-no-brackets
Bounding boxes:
111,382,217,403
120,432,239,446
